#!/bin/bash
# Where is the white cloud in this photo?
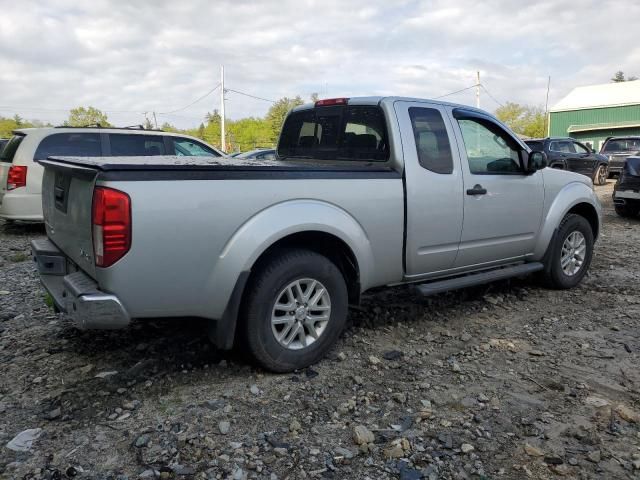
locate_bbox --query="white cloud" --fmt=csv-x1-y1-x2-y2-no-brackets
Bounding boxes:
0,0,638,128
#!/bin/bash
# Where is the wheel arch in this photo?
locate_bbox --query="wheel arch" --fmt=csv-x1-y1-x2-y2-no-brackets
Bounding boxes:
533,182,601,260
206,199,374,349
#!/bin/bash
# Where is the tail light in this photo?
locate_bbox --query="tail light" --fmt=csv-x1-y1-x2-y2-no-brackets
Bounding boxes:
92,187,131,267
7,165,27,190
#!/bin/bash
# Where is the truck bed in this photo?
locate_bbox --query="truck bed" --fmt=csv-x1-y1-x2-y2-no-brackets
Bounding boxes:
37,155,405,324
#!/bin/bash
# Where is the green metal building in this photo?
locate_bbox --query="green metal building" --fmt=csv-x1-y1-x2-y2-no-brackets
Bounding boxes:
548,80,640,151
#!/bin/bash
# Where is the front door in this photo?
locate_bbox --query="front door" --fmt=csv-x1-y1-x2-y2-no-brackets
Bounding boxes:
451,110,544,268
395,101,464,277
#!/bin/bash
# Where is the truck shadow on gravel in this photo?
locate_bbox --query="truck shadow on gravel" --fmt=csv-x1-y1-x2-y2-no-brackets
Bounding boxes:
55,276,535,376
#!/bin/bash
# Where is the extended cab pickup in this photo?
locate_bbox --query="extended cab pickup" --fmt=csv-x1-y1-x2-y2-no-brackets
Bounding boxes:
33,97,602,372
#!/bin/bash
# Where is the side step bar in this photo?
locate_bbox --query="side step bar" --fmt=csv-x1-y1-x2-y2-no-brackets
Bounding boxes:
416,262,544,297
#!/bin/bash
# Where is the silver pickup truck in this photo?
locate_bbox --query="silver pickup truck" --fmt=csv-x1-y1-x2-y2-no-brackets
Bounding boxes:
32,97,601,372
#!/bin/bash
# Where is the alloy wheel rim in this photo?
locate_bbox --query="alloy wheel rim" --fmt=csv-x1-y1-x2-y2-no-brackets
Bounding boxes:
598,166,607,185
271,278,331,350
560,231,586,276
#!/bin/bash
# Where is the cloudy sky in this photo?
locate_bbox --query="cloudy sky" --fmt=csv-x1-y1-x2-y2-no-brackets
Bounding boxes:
0,0,638,128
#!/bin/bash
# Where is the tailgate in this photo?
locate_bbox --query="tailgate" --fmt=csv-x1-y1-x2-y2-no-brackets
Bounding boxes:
40,159,99,279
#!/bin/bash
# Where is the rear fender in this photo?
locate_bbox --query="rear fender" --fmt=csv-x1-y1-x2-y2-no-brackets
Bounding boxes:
203,199,375,321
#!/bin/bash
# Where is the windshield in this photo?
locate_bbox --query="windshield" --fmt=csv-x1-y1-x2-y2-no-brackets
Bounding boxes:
602,138,640,153
0,134,25,163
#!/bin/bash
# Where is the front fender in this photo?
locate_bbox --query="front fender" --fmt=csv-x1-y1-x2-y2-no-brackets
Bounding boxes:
533,181,601,260
203,199,375,321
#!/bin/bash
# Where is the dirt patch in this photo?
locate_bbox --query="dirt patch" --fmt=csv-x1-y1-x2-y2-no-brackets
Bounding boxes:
0,182,638,479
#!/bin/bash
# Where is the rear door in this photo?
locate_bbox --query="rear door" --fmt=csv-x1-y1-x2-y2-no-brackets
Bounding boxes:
395,101,464,276
451,109,544,268
566,141,597,176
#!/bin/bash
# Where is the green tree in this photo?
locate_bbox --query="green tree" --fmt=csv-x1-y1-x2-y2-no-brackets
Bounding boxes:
495,102,545,138
65,106,110,127
612,71,638,82
160,122,179,133
0,115,35,138
265,96,304,142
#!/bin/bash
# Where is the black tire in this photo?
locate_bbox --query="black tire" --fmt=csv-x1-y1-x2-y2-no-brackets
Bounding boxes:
240,248,348,372
614,204,640,218
542,214,594,289
593,165,608,186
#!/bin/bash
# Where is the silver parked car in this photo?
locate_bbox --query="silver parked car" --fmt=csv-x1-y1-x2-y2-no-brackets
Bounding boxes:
33,96,601,372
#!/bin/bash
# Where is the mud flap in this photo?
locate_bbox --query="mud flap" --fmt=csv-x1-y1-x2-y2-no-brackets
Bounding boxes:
208,270,250,350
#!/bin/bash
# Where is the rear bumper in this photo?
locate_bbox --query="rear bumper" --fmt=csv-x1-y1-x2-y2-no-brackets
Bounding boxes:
0,191,44,221
31,238,130,329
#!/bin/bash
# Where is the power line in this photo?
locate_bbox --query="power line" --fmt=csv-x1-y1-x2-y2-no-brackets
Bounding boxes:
226,88,276,103
434,85,477,100
479,84,504,107
158,83,221,114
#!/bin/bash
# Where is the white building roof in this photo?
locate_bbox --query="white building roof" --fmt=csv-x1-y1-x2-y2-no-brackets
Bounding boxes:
550,80,640,112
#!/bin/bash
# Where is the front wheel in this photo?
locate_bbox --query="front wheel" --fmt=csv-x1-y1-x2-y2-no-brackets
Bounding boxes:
593,165,608,186
240,249,348,372
542,214,594,289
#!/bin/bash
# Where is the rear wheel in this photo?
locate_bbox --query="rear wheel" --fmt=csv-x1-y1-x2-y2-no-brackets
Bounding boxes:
240,249,348,372
615,203,640,218
542,214,594,289
593,165,608,186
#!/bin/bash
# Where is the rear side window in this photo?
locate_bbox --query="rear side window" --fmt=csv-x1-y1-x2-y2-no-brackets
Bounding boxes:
278,105,389,161
34,133,101,160
409,107,453,174
109,134,166,156
171,137,220,157
0,134,25,163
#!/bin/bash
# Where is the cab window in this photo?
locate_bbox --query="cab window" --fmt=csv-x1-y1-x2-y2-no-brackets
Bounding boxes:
278,105,389,161
457,117,522,174
409,107,454,174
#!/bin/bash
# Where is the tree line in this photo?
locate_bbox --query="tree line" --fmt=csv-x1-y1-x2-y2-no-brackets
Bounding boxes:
2,72,636,147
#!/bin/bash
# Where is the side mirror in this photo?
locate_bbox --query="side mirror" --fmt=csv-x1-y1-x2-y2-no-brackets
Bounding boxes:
524,150,547,174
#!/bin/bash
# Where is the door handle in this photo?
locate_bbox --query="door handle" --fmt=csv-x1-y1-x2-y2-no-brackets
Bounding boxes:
466,184,487,195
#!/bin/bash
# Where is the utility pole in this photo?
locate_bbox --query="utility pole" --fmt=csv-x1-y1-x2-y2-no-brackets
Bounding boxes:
152,111,158,129
544,76,551,137
476,71,480,108
220,65,226,152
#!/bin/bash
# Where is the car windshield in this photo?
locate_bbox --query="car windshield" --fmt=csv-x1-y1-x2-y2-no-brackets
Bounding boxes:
602,138,640,152
0,134,25,163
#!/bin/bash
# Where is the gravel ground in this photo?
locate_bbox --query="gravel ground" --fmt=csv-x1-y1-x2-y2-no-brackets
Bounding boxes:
0,182,639,480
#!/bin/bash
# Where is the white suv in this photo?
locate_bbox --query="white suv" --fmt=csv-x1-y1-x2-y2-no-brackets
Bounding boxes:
0,127,224,221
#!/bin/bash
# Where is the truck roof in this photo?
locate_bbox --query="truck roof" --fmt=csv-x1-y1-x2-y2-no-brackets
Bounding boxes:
291,96,489,114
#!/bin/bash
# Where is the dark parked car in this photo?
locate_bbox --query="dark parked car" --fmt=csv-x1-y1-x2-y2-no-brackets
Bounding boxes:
612,156,640,217
525,137,609,185
235,148,276,160
600,136,640,176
